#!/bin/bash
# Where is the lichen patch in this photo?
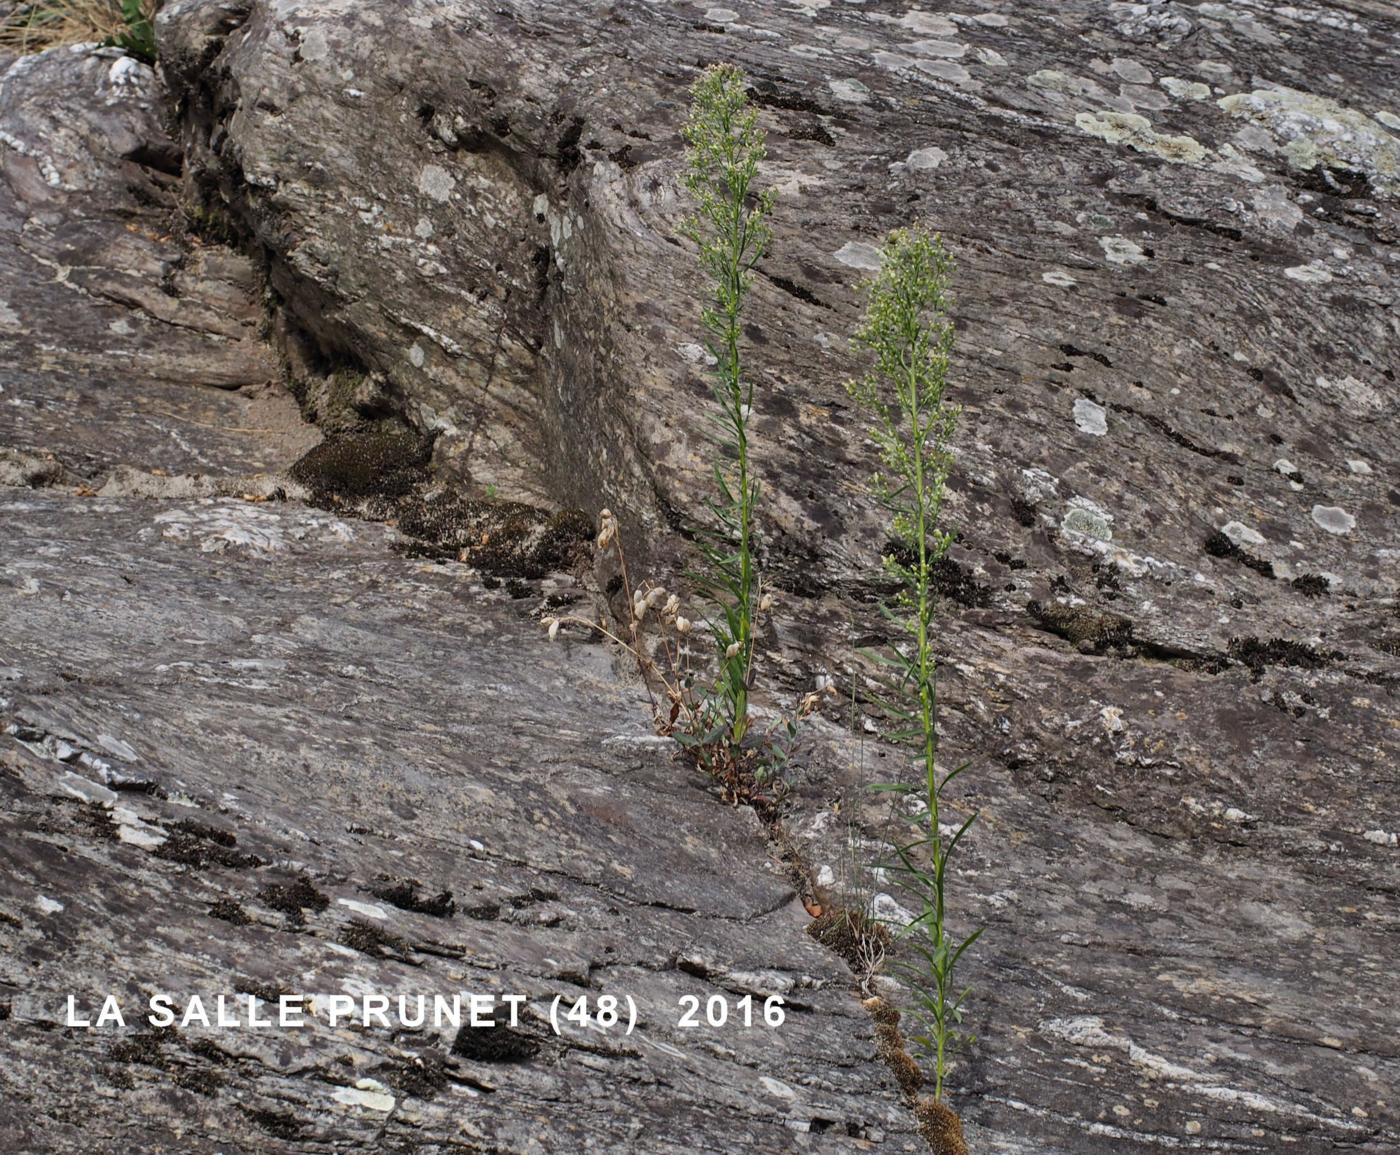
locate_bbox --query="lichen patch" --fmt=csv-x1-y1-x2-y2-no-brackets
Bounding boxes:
1075,111,1207,163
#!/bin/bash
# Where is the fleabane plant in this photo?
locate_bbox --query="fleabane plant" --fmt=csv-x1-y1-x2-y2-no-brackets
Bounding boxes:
848,226,981,1109
681,63,775,748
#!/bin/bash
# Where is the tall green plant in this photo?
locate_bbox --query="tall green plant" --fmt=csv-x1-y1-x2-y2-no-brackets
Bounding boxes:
681,64,774,748
848,225,980,1101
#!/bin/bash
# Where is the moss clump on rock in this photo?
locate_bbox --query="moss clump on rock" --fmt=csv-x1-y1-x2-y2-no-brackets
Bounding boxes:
914,1095,971,1155
1027,599,1134,653
450,1020,540,1063
807,905,890,973
396,494,592,578
288,425,431,500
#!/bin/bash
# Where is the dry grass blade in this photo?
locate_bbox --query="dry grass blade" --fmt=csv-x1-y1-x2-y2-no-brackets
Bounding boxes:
0,1,150,56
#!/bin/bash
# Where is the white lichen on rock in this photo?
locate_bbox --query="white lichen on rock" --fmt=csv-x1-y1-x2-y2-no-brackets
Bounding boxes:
417,164,456,202
827,77,870,103
903,146,947,171
1075,111,1207,164
1218,87,1400,197
908,39,966,59
833,240,883,270
1284,262,1333,284
1160,76,1211,102
1099,236,1148,265
1310,505,1355,535
1220,521,1265,547
1061,496,1114,543
332,1080,396,1112
1072,398,1108,436
1314,374,1385,416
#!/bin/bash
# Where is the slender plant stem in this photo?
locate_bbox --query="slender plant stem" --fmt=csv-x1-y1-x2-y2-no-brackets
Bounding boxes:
682,64,773,749
848,225,975,1105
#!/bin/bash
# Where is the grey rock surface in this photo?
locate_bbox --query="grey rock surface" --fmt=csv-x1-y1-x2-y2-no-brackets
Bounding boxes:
0,35,916,1155
1,0,1398,1152
0,493,916,1153
0,45,314,483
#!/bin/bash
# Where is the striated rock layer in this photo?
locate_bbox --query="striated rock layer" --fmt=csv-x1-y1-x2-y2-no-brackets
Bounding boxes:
1,0,1397,1151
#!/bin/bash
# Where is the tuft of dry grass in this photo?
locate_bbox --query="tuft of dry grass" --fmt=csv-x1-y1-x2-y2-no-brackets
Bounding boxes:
0,1,153,56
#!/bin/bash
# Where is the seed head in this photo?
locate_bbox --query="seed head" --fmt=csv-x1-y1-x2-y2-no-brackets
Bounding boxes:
597,508,619,549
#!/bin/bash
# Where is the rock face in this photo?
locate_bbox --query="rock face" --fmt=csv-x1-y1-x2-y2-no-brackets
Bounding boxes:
0,45,313,483
2,493,915,1153
2,0,1398,1152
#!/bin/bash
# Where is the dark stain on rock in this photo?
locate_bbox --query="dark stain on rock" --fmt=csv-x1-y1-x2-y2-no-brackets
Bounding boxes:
768,273,829,309
1109,401,1241,463
555,115,586,174
384,1049,451,1099
1059,342,1112,368
788,119,836,146
1291,573,1329,597
748,81,828,117
930,555,992,608
173,1066,224,1096
208,898,252,925
36,797,115,843
188,1038,231,1065
248,1109,304,1140
1010,496,1038,527
1228,636,1336,676
395,494,592,579
106,1025,222,1094
73,800,119,841
109,1028,173,1067
881,540,991,610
